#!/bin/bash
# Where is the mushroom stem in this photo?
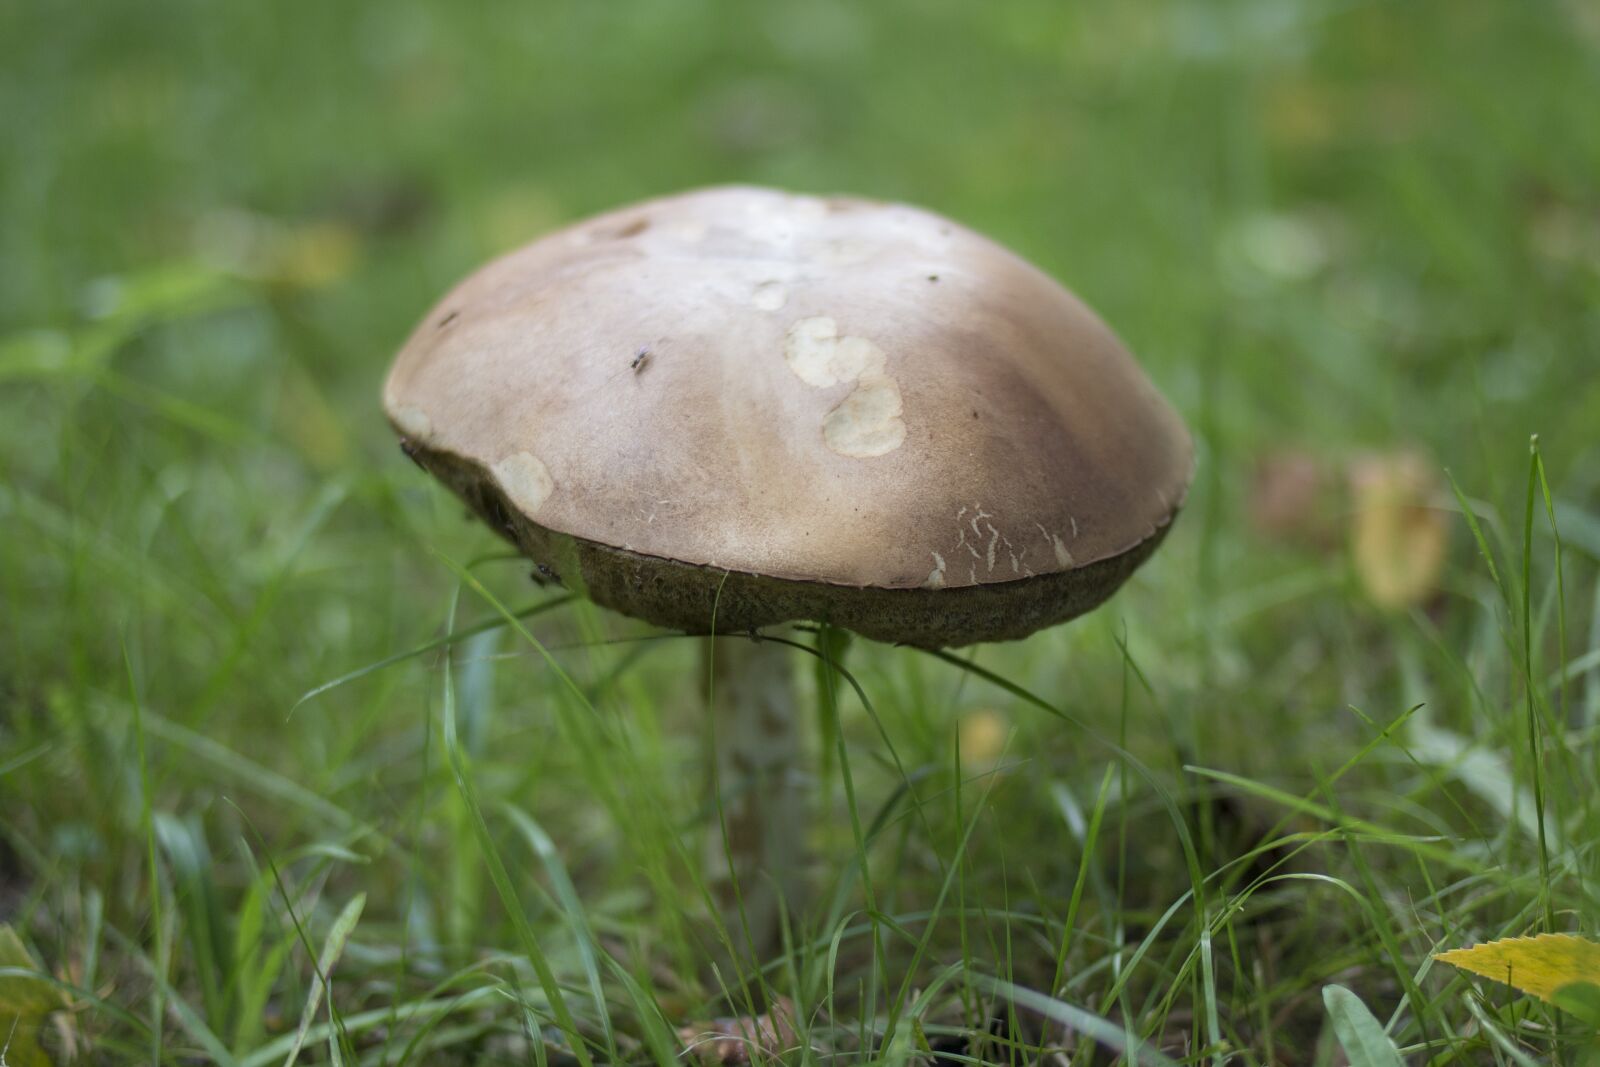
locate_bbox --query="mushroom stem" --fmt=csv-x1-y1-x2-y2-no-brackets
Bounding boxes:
703,634,805,963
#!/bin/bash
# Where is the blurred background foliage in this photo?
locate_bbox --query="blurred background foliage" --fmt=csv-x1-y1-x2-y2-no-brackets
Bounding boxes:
4,1,1598,456
2,0,1599,1061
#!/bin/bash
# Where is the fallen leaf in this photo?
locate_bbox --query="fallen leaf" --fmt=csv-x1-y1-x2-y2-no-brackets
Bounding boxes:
0,924,68,1067
1249,449,1335,548
1348,450,1449,610
1435,933,1600,1012
678,996,801,1065
958,708,1010,772
268,221,361,288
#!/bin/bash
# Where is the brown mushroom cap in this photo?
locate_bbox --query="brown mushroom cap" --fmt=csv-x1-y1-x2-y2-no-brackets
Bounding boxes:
384,186,1192,647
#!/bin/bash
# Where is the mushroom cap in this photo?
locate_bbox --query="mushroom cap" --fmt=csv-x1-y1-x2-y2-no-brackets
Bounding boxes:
385,185,1192,646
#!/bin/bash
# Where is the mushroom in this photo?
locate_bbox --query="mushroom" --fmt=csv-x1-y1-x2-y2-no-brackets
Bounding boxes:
383,185,1192,960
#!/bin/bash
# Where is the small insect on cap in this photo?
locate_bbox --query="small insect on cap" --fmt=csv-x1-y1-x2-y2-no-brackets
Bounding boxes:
383,186,1193,647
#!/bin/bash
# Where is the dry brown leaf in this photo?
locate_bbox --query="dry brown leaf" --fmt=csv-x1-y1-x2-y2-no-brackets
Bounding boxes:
1249,450,1335,548
678,996,802,1065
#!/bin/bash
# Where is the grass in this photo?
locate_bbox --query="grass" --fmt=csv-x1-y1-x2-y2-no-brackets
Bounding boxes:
3,0,1599,1061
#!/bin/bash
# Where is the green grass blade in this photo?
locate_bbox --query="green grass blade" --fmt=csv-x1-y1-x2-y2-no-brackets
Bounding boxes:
132,707,360,832
279,892,365,1067
153,814,232,1032
288,594,574,714
438,586,596,1067
501,804,616,1057
124,642,166,1065
977,977,1178,1067
238,988,501,1067
1322,984,1404,1067
1521,437,1556,930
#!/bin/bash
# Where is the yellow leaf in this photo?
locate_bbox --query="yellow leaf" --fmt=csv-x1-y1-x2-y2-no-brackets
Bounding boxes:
958,708,1010,772
1434,933,1600,1003
269,221,361,288
1348,450,1449,610
0,924,67,1067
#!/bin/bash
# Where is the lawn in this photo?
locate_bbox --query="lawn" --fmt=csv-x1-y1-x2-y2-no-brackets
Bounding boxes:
3,0,1599,1062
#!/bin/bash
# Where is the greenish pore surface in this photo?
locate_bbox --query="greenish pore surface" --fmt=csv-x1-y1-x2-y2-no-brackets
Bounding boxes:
2,1,1599,1063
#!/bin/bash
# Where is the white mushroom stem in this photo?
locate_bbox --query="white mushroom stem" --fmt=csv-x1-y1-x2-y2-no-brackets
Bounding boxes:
702,635,805,962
